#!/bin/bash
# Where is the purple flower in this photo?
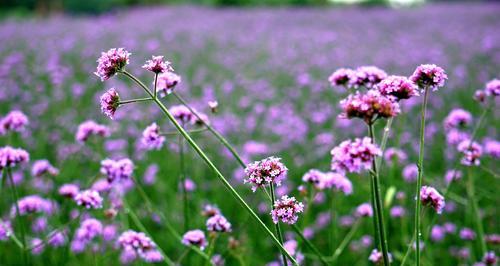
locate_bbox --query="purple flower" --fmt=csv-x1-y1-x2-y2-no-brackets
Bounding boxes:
390,205,406,218
206,214,232,233
444,169,462,185
474,90,487,103
11,195,54,216
74,189,103,209
430,225,445,242
95,48,131,81
446,129,470,145
58,183,80,198
376,75,419,101
402,164,418,182
48,231,67,247
410,64,447,90
100,158,134,183
156,72,181,97
444,108,473,130
0,220,12,241
420,186,445,214
319,172,353,195
141,123,165,150
100,88,120,119
482,251,497,266
74,218,103,242
31,238,44,255
271,195,304,224
0,110,29,135
330,137,381,174
340,90,400,123
118,230,162,263
244,156,288,192
328,68,355,88
369,249,393,265
384,147,408,165
460,227,476,240
484,139,500,159
457,140,482,166
350,66,387,89
32,159,59,177
75,120,110,143
202,204,221,217
355,203,373,217
0,146,29,170
142,55,172,74
485,79,499,97
182,229,207,250
143,164,158,185
301,169,324,188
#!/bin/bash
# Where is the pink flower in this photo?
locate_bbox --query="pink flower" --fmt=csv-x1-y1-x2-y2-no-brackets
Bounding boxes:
420,186,445,214
142,55,172,74
75,120,110,143
156,72,181,97
340,90,400,123
410,64,447,91
32,159,59,177
349,66,387,89
0,146,29,170
118,230,162,263
355,203,373,217
485,79,499,97
376,75,419,101
74,190,103,209
330,137,381,174
457,140,482,166
328,68,355,88
182,229,207,249
244,156,288,192
319,172,353,195
58,184,80,198
100,158,134,183
0,110,29,135
271,195,304,224
206,214,232,233
443,108,473,130
100,88,120,119
141,123,165,150
208,101,218,113
95,48,131,81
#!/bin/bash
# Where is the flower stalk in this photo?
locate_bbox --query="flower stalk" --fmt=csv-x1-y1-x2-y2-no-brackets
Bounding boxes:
270,183,288,266
7,168,28,265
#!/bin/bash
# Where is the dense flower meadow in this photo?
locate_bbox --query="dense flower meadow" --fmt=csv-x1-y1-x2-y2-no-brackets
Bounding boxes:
0,4,499,266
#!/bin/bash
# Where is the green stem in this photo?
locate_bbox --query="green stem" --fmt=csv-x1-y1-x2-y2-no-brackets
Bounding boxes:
330,219,361,262
414,86,430,266
119,97,152,105
179,127,189,232
291,225,328,266
153,73,158,99
7,168,28,265
204,234,218,266
368,123,390,266
370,174,380,250
161,127,208,136
121,71,298,265
270,183,288,266
466,168,487,256
376,117,393,169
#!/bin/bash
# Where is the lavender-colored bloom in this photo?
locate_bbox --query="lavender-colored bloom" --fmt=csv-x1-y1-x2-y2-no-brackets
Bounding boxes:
141,123,165,150
377,75,419,101
48,231,67,247
340,90,400,123
95,48,131,81
485,79,499,97
457,140,483,166
0,146,30,170
244,156,288,192
283,239,305,265
118,230,163,263
320,172,353,195
0,110,29,134
206,214,232,233
143,164,158,185
211,254,225,266
0,220,12,241
31,238,44,255
120,246,138,264
331,137,381,174
482,251,497,266
102,224,118,242
350,66,387,89
58,183,79,198
100,158,134,183
444,169,462,185
420,186,445,214
484,139,500,159
390,205,406,218
142,55,172,74
474,90,487,103
156,72,181,96
100,88,120,119
355,203,373,217
72,218,103,252
402,164,418,182
369,249,392,265
208,101,218,113
485,234,500,245
202,204,221,217
75,120,110,143
11,195,53,216
430,225,445,242
328,68,355,88
410,64,447,90
271,195,304,224
74,189,103,209
302,169,324,188
444,108,473,130
384,147,408,165
32,217,48,233
460,227,476,240
182,229,207,250
443,222,456,234
32,159,59,177
446,128,470,145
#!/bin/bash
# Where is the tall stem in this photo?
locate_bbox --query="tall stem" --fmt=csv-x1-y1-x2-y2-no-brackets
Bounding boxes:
7,168,28,265
291,225,329,266
179,126,189,232
369,123,390,265
330,219,361,262
119,97,152,105
270,183,288,266
414,87,429,265
121,71,298,265
466,168,487,256
153,73,158,99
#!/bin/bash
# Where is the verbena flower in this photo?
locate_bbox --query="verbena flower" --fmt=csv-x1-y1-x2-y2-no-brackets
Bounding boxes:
206,214,232,233
444,169,462,185
443,108,473,130
369,249,392,265
430,225,445,242
32,159,59,177
271,195,304,224
208,101,218,113
340,90,400,123
142,55,172,74
182,229,207,250
301,169,324,188
156,72,181,97
484,139,500,159
485,79,499,97
0,220,12,241
58,183,80,198
48,231,67,247
71,218,102,253
141,123,165,150
457,140,482,166
11,195,54,216
328,68,355,88
74,189,103,209
384,147,408,166
330,137,381,174
446,128,470,145
202,204,221,217
482,251,497,266
0,146,29,170
459,227,476,240
0,110,29,135
100,88,120,119
75,120,110,143
376,75,419,101
319,172,353,194
410,64,447,91
100,158,134,183
420,186,445,214
244,156,288,192
350,66,387,89
355,203,373,217
118,230,163,263
95,48,130,81
474,90,487,103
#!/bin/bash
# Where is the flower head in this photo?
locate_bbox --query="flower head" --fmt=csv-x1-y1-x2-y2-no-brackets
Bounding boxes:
340,90,400,123
182,229,207,249
32,159,59,177
460,227,476,240
485,79,499,97
11,195,54,216
301,169,324,188
330,137,381,174
0,220,12,241
58,183,80,198
100,158,134,183
100,88,120,119
355,203,373,217
457,140,482,166
482,251,497,266
244,156,288,192
118,230,162,263
319,172,353,195
75,120,110,143
484,139,500,159
206,214,232,233
384,147,408,165
141,123,165,150
74,190,103,209
369,249,392,265
350,66,387,89
410,64,447,90
271,195,304,224
420,186,445,214
376,75,419,101
156,72,181,97
95,48,130,81
0,110,29,135
328,68,356,88
444,108,473,130
142,55,172,74
0,146,29,170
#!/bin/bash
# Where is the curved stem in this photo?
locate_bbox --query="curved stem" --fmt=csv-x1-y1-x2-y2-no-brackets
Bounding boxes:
204,234,218,266
376,117,393,169
414,87,430,266
179,128,189,232
330,219,361,262
270,183,288,266
119,97,152,105
161,127,207,136
7,168,28,265
291,225,329,266
369,123,390,266
121,71,298,265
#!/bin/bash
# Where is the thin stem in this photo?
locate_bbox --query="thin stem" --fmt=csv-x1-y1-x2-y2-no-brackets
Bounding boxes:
369,123,390,266
376,117,393,169
121,71,298,265
161,127,208,136
270,183,288,266
204,234,218,266
414,86,430,266
370,174,380,250
153,73,158,99
179,127,189,232
7,168,28,265
330,219,361,262
119,97,152,105
466,168,487,256
291,225,329,266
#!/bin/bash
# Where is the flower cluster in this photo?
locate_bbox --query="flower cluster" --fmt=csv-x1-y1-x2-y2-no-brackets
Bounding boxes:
206,214,232,233
368,249,392,265
0,110,29,135
457,140,483,166
384,147,408,165
301,169,324,188
410,64,447,90
420,186,445,214
141,123,165,150
271,195,304,224
71,218,102,253
320,172,353,194
74,189,103,209
95,48,130,81
100,158,135,183
11,195,54,216
182,229,207,250
169,105,208,125
244,156,288,192
376,75,419,101
75,120,110,143
349,66,387,89
485,79,499,97
58,183,80,198
32,159,59,177
328,68,355,88
0,220,12,241
118,230,163,263
0,146,29,170
484,139,500,159
142,55,172,74
443,108,473,130
355,203,373,217
340,90,400,123
330,137,381,173
100,88,120,119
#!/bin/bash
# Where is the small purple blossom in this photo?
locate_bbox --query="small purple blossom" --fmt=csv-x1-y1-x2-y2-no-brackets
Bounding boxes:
402,164,418,182
118,230,163,263
457,140,483,166
141,123,165,150
320,172,353,194
368,249,392,265
485,79,499,97
390,205,406,218
430,225,445,242
460,227,476,240
206,214,232,233
95,48,130,81
244,156,288,192
100,88,120,119
142,55,172,74
182,229,207,250
484,139,500,159
271,195,304,224
100,158,134,183
328,68,355,88
0,110,29,135
74,189,103,209
32,159,59,177
75,120,110,143
355,203,373,217
377,75,419,101
58,183,80,198
330,137,381,174
11,195,54,216
444,108,473,130
156,72,181,96
410,64,447,90
340,90,400,123
350,66,387,89
384,147,408,165
420,186,445,214
0,146,29,170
